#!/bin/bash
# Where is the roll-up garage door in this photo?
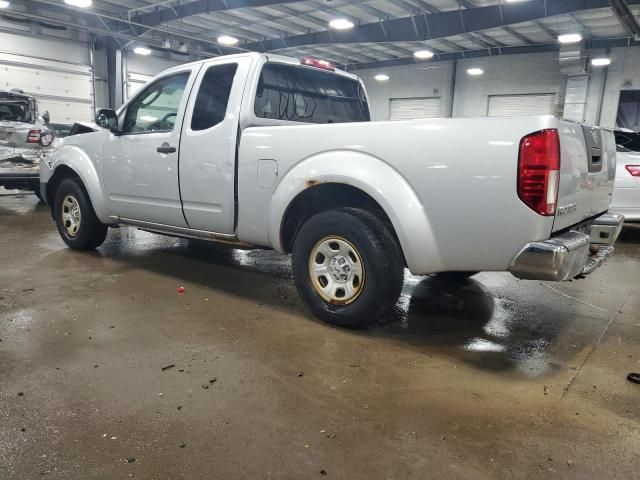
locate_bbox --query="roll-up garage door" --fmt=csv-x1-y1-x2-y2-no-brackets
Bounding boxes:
488,94,556,117
389,97,441,120
0,52,92,123
126,72,154,100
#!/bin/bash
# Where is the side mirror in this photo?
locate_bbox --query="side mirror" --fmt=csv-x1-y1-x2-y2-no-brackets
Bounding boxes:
96,108,121,135
40,111,50,124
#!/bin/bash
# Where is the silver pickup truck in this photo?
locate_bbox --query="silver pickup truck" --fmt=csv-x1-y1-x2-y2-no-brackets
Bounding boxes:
40,52,623,327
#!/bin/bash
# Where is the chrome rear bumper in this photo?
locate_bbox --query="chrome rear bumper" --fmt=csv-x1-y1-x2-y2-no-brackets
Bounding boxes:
509,213,624,282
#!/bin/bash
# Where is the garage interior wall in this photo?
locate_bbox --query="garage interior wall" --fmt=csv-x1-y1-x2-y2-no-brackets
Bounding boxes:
0,30,99,123
124,52,187,100
359,47,640,128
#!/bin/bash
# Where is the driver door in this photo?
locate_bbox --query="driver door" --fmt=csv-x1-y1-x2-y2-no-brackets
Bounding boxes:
102,66,199,226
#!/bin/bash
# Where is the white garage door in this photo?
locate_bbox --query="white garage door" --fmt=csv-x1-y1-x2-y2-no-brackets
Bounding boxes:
389,97,442,120
0,51,93,123
488,94,556,117
126,72,154,100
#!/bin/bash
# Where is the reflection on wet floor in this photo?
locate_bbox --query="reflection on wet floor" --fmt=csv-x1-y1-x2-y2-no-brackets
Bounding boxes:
95,226,614,379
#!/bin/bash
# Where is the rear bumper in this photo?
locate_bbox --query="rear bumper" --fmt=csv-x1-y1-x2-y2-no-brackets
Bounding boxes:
509,213,624,281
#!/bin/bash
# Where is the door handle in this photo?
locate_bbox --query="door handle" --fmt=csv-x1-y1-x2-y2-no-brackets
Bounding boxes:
157,143,176,154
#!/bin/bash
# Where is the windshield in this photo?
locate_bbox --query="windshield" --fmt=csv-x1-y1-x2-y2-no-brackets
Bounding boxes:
0,101,35,123
254,63,370,124
614,130,640,153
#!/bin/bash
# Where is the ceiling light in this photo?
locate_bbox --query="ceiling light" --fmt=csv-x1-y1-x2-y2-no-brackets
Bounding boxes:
374,74,389,81
64,0,92,7
0,1,10,9
133,46,151,56
591,57,611,67
414,50,434,60
467,68,484,76
329,18,354,30
558,33,582,44
218,35,239,46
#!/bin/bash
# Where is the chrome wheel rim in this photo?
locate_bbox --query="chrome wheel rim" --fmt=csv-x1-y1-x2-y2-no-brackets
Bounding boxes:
308,236,365,305
61,195,81,237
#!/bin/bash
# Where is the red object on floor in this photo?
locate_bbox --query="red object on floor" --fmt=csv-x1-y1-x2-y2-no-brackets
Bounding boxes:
177,286,185,294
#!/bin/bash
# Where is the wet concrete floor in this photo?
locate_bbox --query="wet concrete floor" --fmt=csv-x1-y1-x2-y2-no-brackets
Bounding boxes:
1,192,639,479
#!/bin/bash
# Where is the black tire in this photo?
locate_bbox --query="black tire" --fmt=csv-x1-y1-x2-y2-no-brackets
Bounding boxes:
53,177,108,250
432,271,479,281
292,207,404,328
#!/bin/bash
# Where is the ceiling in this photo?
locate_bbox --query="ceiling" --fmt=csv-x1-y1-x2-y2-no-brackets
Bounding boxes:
2,0,640,69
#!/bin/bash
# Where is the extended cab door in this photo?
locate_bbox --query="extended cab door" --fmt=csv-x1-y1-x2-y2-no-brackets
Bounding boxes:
102,66,199,226
178,55,253,233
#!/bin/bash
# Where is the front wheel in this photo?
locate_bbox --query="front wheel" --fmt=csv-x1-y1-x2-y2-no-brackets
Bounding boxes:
54,178,108,250
292,208,404,328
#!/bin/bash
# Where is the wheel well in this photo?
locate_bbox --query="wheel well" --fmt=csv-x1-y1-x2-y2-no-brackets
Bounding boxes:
280,183,404,260
46,165,80,208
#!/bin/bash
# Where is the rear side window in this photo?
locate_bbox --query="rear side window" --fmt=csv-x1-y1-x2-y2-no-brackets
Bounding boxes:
191,63,238,131
254,63,370,124
614,130,640,152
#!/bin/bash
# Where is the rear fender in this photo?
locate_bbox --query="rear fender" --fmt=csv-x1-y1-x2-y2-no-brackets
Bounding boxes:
270,151,443,274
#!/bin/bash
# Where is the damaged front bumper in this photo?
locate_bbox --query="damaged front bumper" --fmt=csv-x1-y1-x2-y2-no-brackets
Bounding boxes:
509,213,624,282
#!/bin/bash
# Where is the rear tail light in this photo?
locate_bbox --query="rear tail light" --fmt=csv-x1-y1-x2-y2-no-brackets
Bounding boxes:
301,57,335,71
26,129,41,143
625,165,640,177
518,129,561,216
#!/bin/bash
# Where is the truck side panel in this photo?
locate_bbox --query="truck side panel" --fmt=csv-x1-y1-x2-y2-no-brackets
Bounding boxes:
237,116,557,275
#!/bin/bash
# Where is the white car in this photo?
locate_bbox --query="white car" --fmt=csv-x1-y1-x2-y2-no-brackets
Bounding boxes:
610,129,640,222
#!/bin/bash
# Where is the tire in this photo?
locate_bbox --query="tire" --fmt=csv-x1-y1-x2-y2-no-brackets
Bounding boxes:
432,271,479,281
292,207,404,328
53,177,108,250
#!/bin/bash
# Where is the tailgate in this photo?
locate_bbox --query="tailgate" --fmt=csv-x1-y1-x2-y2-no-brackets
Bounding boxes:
552,120,616,232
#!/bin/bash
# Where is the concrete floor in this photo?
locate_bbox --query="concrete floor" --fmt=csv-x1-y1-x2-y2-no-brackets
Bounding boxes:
1,192,639,480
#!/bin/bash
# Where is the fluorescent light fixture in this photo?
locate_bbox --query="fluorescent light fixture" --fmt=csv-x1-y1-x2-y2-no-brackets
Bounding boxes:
467,68,484,76
591,57,611,67
558,33,582,44
374,74,389,81
414,50,434,60
218,35,239,46
0,1,10,9
64,0,92,7
133,46,151,56
329,18,354,30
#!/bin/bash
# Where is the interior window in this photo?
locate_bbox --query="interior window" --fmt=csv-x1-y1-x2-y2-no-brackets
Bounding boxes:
191,63,238,131
254,63,370,124
122,72,190,134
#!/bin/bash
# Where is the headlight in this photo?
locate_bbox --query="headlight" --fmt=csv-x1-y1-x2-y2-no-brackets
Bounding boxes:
40,131,54,147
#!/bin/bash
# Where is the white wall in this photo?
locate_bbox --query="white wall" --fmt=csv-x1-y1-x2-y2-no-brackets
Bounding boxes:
453,52,565,118
599,47,640,128
358,47,640,128
358,61,454,121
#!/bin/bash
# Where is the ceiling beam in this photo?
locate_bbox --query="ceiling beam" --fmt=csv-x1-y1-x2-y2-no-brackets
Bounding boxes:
131,0,306,28
344,36,640,71
609,0,640,39
243,0,640,51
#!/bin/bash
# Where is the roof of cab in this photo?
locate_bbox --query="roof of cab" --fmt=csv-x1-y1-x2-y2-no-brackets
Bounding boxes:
162,51,359,81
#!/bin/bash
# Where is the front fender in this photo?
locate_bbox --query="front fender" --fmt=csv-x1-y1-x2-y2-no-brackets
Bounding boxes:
270,151,443,274
47,143,111,224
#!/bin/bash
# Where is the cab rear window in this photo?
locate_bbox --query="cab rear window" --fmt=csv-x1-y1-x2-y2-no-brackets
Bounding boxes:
254,63,370,124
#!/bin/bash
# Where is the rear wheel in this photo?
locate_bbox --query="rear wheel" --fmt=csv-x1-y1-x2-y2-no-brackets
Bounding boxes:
292,208,404,328
54,178,108,250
